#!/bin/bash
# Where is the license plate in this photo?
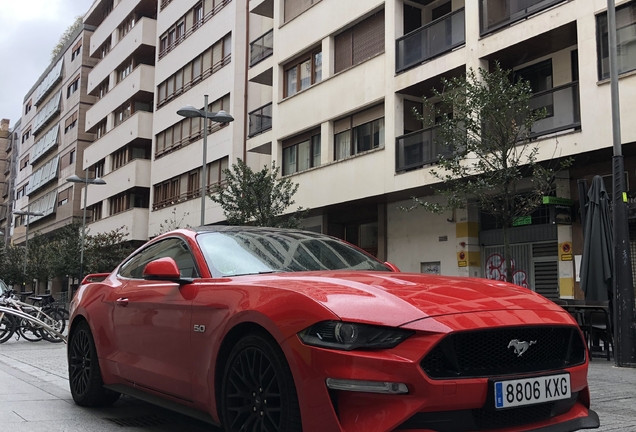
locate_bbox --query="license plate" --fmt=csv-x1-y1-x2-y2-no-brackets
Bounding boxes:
494,373,570,409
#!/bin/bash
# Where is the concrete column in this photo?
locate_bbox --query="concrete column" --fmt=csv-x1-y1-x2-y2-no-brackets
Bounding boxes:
455,204,481,278
321,120,333,165
322,36,334,80
463,0,485,72
377,203,387,262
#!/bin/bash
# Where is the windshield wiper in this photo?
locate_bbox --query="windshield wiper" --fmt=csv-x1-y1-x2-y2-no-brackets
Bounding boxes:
231,270,283,277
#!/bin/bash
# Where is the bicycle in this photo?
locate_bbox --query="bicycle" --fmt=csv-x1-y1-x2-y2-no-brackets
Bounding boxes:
0,288,66,343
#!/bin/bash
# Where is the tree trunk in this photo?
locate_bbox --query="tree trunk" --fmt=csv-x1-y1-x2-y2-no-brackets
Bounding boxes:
502,224,513,283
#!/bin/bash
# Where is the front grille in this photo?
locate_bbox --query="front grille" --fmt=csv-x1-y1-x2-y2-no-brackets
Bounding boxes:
421,326,586,379
397,393,578,431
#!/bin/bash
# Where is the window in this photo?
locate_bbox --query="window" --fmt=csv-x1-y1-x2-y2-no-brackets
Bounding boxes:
22,129,31,143
160,36,168,53
335,10,385,73
187,170,200,198
194,3,203,28
284,0,321,22
118,59,134,82
284,49,322,97
20,155,29,170
597,2,636,80
119,238,198,279
89,202,103,222
71,40,82,61
99,38,112,59
64,111,78,133
155,94,229,157
25,100,32,115
153,176,181,209
110,189,148,215
94,159,105,178
282,129,321,175
156,34,232,109
96,120,107,139
58,187,71,207
514,59,554,116
110,193,129,215
112,147,128,170
16,184,27,199
67,76,80,98
114,102,133,126
61,149,76,169
334,105,385,160
97,79,109,99
119,13,136,39
69,150,75,164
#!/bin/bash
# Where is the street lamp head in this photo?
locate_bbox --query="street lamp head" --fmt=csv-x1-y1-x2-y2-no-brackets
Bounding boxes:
177,105,203,118
91,177,107,185
66,175,83,183
66,175,107,185
210,110,235,123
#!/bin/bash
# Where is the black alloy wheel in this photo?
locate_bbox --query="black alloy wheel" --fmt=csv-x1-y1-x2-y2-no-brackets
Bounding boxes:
68,321,120,406
221,333,302,432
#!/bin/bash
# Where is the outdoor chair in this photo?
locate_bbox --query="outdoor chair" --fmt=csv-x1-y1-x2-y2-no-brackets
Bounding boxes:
581,301,613,361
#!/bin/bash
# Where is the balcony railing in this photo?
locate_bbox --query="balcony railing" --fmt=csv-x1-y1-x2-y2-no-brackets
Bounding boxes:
248,102,272,138
526,81,580,138
396,126,452,172
250,29,273,67
396,8,465,73
480,0,565,35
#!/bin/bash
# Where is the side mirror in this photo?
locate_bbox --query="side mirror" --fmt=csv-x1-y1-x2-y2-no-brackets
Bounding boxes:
384,262,401,272
143,257,188,282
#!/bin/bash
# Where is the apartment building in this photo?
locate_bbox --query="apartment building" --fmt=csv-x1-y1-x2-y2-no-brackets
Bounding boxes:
146,0,269,234
13,24,97,292
1,119,19,246
238,0,636,300
82,0,158,244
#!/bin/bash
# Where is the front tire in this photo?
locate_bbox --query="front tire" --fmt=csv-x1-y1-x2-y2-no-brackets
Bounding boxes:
220,333,302,432
68,321,120,406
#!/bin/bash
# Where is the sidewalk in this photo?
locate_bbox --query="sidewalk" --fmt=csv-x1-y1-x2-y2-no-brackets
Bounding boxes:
0,338,635,431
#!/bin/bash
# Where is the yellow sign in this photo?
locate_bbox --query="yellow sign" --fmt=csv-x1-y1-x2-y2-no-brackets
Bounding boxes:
561,253,573,261
458,261,467,267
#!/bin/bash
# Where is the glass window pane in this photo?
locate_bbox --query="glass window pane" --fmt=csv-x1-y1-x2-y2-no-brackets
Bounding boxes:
283,146,296,175
312,134,321,167
373,118,385,148
298,140,310,171
314,52,322,83
354,123,372,153
300,59,311,91
334,131,350,160
286,67,297,97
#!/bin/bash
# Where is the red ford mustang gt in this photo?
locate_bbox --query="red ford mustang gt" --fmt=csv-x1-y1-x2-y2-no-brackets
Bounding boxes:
68,227,599,432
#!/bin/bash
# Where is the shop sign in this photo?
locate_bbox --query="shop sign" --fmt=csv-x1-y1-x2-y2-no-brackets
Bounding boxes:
512,216,532,226
543,196,573,206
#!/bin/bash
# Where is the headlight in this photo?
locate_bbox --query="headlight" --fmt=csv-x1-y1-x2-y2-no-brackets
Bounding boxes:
298,321,414,351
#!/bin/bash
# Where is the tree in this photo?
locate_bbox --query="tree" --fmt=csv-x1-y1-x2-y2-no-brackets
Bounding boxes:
84,227,135,274
0,244,25,287
405,63,570,283
210,158,308,228
50,16,83,61
26,233,53,289
47,222,83,280
157,207,191,235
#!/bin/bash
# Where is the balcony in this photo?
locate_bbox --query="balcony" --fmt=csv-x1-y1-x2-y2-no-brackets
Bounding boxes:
527,81,580,138
396,8,465,74
88,17,157,94
248,102,272,137
480,0,566,36
250,0,273,18
84,111,153,167
396,126,452,172
250,29,273,67
88,207,149,241
86,158,151,207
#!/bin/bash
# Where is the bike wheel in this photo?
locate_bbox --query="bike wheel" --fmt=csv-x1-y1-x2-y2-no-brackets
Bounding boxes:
41,310,66,343
0,313,16,344
18,311,43,342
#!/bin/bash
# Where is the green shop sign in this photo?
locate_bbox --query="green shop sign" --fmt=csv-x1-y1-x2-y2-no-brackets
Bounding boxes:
512,216,532,226
542,196,573,206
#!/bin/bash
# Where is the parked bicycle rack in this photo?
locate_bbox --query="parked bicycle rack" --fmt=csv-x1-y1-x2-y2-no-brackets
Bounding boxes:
0,306,67,344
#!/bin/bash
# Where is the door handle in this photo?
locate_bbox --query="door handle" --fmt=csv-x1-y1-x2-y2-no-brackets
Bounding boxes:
116,297,129,307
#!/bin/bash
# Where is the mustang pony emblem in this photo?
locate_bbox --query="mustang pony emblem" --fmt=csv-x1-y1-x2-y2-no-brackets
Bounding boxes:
508,339,536,357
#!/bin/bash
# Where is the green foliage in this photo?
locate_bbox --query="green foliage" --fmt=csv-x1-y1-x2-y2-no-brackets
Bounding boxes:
210,158,308,228
47,223,83,279
50,16,83,61
0,243,25,286
404,63,571,282
157,207,191,235
26,233,54,284
84,227,135,274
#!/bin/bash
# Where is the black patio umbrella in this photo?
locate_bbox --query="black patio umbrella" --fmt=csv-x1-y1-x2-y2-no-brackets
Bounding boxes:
580,175,613,302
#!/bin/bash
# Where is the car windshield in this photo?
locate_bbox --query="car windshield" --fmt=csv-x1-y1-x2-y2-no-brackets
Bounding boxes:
197,230,390,277
0,279,9,296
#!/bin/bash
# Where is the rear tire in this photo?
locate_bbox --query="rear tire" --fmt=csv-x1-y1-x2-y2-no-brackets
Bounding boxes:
220,332,302,432
68,321,120,406
0,314,16,344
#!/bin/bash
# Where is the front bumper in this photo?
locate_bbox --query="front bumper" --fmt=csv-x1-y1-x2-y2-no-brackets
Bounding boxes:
283,311,598,432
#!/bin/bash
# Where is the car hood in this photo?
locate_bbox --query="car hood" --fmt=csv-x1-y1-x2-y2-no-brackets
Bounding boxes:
242,271,565,328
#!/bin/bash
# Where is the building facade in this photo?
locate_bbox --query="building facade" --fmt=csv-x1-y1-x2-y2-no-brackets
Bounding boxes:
14,24,97,292
0,119,15,244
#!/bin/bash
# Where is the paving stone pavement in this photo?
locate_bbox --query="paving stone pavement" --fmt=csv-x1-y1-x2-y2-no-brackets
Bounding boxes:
0,337,635,431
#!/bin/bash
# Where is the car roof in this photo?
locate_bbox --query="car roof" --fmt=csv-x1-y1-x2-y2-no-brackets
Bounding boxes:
189,226,324,237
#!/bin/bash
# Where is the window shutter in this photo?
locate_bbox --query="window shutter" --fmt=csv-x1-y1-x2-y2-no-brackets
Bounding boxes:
202,47,212,74
352,104,384,127
284,0,316,22
334,117,352,134
212,41,223,67
334,29,353,73
352,10,385,65
204,0,213,15
282,127,321,148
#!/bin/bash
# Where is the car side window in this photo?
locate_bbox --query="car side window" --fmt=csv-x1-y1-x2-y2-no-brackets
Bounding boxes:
118,238,199,279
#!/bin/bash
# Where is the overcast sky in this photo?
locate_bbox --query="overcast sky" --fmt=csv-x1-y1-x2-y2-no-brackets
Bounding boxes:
0,0,95,128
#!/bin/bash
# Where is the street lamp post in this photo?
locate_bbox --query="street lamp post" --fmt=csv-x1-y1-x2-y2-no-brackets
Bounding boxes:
66,171,106,294
13,205,44,293
177,96,234,226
